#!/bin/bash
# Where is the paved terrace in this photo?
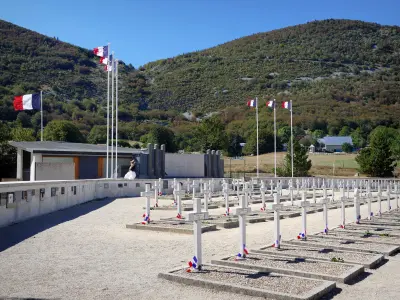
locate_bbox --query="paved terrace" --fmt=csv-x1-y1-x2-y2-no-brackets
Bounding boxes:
0,195,399,300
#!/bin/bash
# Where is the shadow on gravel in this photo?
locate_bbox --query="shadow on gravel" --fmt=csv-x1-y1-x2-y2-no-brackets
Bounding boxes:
319,287,342,299
0,198,115,252
346,271,373,285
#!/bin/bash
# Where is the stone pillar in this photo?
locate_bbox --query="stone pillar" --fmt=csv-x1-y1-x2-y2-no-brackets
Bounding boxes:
211,150,216,178
17,148,23,181
154,144,160,179
160,144,166,178
30,153,42,181
215,150,221,178
147,143,154,179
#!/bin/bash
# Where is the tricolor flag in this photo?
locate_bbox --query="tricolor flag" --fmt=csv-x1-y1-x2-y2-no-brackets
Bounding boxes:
93,45,108,57
266,100,275,108
99,56,109,65
247,99,257,107
13,93,41,111
281,101,291,109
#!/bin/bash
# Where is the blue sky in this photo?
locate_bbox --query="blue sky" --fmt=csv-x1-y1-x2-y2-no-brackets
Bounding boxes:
1,0,399,67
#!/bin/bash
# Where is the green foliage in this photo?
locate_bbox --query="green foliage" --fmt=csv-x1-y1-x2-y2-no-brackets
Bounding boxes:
43,120,86,143
341,142,353,153
11,127,36,141
87,125,107,144
193,116,228,153
277,138,312,177
227,133,244,157
312,129,325,139
146,126,177,153
356,126,397,177
339,126,352,136
242,129,281,155
351,128,367,148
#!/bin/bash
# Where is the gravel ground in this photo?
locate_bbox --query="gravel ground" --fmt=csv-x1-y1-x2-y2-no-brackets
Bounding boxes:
225,254,353,275
174,265,322,295
0,192,399,300
295,236,394,252
257,244,377,264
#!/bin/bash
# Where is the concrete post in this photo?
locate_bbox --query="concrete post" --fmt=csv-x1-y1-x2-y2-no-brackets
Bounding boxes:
17,148,23,181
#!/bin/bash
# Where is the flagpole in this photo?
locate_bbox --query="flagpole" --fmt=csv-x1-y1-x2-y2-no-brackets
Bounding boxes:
256,96,259,178
40,90,43,141
106,43,110,178
111,51,115,178
290,100,294,178
115,59,119,178
274,99,277,178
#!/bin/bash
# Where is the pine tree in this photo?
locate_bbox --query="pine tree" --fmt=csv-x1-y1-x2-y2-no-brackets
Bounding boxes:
277,139,312,177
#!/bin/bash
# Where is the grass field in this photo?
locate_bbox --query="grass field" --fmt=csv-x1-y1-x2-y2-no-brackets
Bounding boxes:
224,152,360,177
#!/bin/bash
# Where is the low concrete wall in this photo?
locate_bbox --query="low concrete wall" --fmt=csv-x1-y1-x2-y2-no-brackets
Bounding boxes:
0,177,226,228
165,153,204,178
36,162,75,181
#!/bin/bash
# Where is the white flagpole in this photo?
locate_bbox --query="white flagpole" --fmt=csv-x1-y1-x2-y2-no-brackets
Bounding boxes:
40,90,43,141
256,97,259,178
274,99,277,178
115,59,119,178
111,51,115,178
290,100,294,178
106,43,110,178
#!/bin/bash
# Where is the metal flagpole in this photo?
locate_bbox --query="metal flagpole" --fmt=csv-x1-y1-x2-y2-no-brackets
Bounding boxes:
115,59,119,178
256,97,259,178
111,51,115,178
106,43,110,178
40,90,43,141
290,100,294,178
274,99,277,178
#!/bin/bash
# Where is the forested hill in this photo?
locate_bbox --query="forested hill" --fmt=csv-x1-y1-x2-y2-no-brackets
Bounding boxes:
1,18,400,133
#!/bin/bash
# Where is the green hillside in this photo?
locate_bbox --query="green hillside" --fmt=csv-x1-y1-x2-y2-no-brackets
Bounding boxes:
1,18,400,139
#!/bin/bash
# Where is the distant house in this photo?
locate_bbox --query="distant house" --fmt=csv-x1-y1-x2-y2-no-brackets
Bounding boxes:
317,136,353,152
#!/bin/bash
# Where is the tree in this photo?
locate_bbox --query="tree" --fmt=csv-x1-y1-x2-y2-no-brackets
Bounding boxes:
11,127,36,141
341,142,353,153
146,126,177,153
338,126,352,136
0,123,16,180
277,138,312,177
87,125,107,144
312,129,325,139
351,128,367,148
355,127,397,177
243,129,281,155
227,133,244,157
16,112,32,128
193,116,228,153
43,120,86,143
278,126,291,144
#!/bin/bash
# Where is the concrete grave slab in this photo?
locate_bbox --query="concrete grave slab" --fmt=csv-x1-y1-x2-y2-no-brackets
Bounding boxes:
211,253,364,283
315,230,400,245
253,244,383,268
286,236,399,256
335,225,400,237
158,264,336,300
126,220,217,234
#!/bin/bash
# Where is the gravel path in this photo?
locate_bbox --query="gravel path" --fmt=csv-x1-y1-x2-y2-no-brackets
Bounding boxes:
225,254,353,275
0,192,399,300
257,244,376,264
174,265,322,295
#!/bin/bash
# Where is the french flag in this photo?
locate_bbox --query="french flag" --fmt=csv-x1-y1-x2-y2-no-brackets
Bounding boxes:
93,45,108,58
282,101,291,109
100,56,109,65
247,99,256,107
266,100,275,108
14,94,41,111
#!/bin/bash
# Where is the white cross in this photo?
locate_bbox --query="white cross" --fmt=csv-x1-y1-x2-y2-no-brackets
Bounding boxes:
377,185,382,216
339,194,347,228
272,193,283,248
141,183,153,224
320,192,329,234
353,188,361,224
243,182,252,205
154,180,159,207
186,197,208,271
296,179,300,197
203,182,211,213
312,184,316,204
210,178,215,194
395,183,399,210
298,192,310,240
222,182,231,215
233,195,252,259
173,182,186,219
387,184,391,211
199,179,204,194
340,187,346,201
289,179,294,206
186,178,191,194
270,180,274,196
367,191,373,220
191,180,197,199
259,181,268,211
